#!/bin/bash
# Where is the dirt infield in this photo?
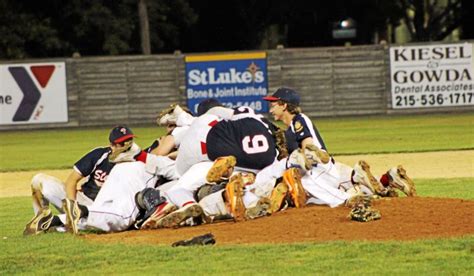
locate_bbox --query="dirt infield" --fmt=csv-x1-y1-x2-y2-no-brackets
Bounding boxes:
86,197,474,245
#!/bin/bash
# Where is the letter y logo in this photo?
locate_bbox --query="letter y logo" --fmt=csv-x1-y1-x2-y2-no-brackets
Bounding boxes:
8,65,55,121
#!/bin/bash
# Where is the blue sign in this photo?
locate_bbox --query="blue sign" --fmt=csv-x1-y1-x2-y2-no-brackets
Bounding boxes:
185,52,269,114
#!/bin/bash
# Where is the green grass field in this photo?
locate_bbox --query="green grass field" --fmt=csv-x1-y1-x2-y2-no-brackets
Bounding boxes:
1,112,473,172
1,112,473,274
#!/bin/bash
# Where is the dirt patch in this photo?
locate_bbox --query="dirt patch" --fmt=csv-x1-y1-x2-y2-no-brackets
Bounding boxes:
0,169,72,198
86,197,474,245
335,150,474,179
2,150,473,198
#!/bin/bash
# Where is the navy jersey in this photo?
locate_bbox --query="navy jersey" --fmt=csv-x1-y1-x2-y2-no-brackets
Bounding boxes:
144,140,159,153
286,113,328,151
206,117,277,170
284,128,299,154
74,147,115,200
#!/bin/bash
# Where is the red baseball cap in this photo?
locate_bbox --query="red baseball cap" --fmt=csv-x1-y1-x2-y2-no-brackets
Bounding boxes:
109,126,135,144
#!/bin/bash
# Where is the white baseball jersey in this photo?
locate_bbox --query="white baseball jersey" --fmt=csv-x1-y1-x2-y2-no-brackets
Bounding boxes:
174,114,219,176
86,157,175,232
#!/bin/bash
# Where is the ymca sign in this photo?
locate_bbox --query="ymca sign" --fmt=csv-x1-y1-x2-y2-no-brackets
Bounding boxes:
0,62,68,125
185,52,269,114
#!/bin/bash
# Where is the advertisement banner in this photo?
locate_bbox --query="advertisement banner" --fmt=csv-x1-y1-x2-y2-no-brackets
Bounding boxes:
0,62,68,125
185,52,269,114
390,43,474,109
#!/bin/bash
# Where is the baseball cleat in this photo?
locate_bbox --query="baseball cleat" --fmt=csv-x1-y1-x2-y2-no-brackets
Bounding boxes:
283,168,307,208
23,208,54,236
156,203,204,228
245,197,271,219
157,104,179,126
140,202,178,230
384,187,399,197
268,182,289,214
63,198,81,235
344,194,372,208
304,144,330,165
225,173,246,222
172,104,185,117
352,160,385,196
387,165,417,196
157,113,175,126
206,156,237,183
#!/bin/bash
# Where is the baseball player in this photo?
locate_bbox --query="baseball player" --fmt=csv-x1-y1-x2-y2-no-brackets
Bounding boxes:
166,99,278,175
145,104,195,157
261,87,372,208
64,158,178,233
140,99,283,228
23,126,141,235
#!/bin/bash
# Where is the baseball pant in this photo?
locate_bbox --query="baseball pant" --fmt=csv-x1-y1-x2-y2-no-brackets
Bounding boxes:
199,186,260,219
86,162,158,232
302,162,350,208
31,173,93,214
164,161,214,207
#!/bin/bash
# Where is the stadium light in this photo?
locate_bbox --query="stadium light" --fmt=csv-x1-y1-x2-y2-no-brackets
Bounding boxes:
332,17,357,39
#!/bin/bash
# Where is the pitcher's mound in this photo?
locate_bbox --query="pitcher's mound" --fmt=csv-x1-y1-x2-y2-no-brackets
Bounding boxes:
86,197,474,245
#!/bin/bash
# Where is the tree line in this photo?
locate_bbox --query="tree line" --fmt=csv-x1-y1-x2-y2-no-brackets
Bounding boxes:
0,0,472,59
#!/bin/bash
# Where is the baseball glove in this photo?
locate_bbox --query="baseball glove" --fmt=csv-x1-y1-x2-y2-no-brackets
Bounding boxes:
172,233,216,247
348,205,381,222
274,127,288,160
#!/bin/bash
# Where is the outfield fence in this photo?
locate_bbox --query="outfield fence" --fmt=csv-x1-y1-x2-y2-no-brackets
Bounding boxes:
1,42,472,130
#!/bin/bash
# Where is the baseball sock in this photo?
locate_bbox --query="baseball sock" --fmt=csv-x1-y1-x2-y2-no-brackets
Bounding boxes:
51,215,64,227
380,173,390,187
78,204,89,218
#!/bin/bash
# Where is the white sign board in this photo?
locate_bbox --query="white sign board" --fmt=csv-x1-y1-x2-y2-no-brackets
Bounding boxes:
0,62,68,125
390,43,474,109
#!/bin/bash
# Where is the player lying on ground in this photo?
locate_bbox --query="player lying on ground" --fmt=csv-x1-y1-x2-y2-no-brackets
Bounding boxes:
23,126,141,235
262,87,416,201
51,154,179,234
142,100,282,227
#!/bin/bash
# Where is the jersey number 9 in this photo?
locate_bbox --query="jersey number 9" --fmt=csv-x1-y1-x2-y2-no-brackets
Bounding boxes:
242,135,269,154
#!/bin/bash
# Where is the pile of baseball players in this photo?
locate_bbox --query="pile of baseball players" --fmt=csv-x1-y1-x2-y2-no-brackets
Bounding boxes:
23,87,416,236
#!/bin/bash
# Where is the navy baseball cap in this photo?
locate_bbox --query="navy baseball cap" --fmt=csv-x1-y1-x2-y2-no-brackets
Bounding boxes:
263,87,300,105
197,98,222,116
109,126,135,144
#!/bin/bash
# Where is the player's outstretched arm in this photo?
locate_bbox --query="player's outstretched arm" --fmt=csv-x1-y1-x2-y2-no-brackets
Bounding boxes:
65,170,83,200
150,135,176,156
